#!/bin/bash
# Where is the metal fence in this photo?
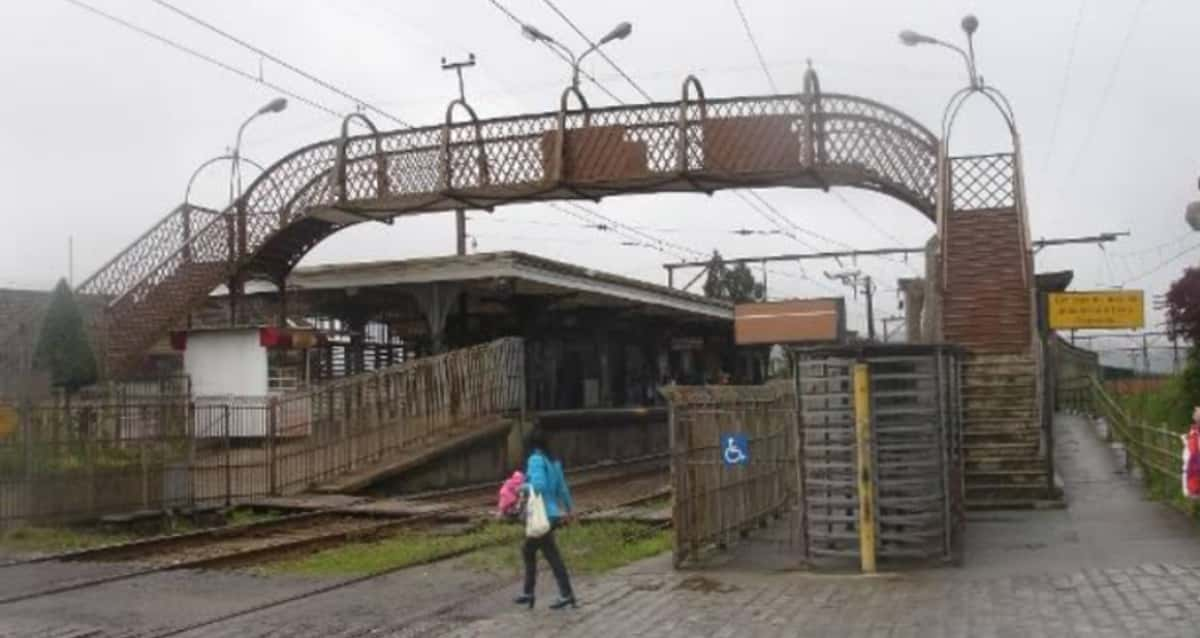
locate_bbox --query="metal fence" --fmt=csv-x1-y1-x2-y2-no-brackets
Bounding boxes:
663,383,797,567
795,344,964,567
0,337,524,528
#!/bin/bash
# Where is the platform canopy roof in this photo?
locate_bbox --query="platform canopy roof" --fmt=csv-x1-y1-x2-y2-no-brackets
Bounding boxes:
242,251,733,322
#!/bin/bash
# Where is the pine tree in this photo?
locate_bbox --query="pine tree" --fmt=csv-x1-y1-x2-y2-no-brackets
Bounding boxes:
33,278,98,393
703,251,765,303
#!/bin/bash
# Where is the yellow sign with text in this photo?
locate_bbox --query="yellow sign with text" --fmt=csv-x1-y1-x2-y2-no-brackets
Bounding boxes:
1048,290,1144,330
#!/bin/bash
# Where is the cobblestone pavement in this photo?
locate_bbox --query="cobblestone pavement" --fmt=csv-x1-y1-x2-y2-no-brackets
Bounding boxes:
4,414,1200,636
448,561,1200,637
447,413,1200,637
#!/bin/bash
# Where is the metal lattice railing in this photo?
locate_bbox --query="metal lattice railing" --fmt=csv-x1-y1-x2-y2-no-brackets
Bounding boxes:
104,91,940,302
949,153,1016,211
65,86,944,376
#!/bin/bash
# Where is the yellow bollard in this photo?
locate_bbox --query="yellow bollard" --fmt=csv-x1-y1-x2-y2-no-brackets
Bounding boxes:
853,363,877,573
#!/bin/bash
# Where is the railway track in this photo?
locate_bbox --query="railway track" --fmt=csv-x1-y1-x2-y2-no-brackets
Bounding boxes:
0,459,669,608
149,481,673,638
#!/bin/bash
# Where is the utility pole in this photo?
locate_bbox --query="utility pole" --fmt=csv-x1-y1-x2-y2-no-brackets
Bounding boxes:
826,270,876,341
1173,333,1180,374
1142,333,1150,375
880,315,905,343
442,54,476,256
864,275,875,341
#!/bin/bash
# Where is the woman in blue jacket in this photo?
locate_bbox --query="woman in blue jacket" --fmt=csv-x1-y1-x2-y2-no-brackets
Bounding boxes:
515,428,576,610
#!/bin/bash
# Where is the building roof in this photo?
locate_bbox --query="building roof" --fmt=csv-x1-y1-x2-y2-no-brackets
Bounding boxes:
1035,270,1074,292
246,251,733,320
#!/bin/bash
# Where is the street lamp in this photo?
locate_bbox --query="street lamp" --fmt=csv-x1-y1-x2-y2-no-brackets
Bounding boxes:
230,97,288,204
899,15,981,89
185,154,266,208
520,20,632,90
1186,178,1200,231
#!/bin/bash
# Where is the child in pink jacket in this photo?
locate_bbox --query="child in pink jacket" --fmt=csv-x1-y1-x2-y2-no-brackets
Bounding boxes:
497,470,525,518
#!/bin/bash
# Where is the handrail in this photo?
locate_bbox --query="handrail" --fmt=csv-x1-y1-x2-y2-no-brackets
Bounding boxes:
73,88,947,361
1087,376,1185,486
105,210,232,309
76,203,194,296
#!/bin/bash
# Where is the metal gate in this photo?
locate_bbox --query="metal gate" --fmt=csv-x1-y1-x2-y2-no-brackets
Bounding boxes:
664,383,797,567
796,344,963,568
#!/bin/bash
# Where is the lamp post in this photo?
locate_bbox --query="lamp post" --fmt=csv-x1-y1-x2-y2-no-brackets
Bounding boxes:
520,20,632,90
230,97,287,204
899,15,981,88
185,154,266,208
1186,178,1200,230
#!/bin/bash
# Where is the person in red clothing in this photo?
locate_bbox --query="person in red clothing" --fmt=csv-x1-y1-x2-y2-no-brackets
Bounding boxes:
1185,407,1200,499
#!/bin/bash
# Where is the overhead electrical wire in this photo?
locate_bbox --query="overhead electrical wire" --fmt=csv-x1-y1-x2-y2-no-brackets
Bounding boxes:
540,0,654,101
64,0,345,119
726,0,913,285
1064,0,1148,181
484,0,624,103
1119,241,1200,286
152,0,412,128
731,0,779,93
1041,0,1087,174
483,0,850,299
487,0,861,297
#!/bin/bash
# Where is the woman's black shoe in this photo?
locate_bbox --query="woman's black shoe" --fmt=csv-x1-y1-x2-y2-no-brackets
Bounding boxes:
514,593,534,609
549,595,577,610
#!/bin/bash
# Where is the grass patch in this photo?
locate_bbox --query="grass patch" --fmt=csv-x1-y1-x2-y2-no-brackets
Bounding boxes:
227,508,280,527
0,525,130,554
263,521,519,577
262,520,672,578
467,521,671,575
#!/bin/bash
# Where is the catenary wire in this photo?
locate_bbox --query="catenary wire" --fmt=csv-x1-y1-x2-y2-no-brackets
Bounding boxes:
1064,0,1148,181
541,0,653,101
64,0,345,119
731,0,779,93
152,0,412,128
1041,0,1087,173
485,0,624,103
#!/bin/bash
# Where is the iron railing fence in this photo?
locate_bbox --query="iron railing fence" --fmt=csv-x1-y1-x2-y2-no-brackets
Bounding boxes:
0,337,523,528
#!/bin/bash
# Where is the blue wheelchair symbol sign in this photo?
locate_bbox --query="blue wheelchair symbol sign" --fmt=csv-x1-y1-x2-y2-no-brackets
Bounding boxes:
721,433,749,466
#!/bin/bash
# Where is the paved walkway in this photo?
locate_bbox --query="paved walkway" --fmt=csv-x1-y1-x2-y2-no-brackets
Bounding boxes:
448,413,1200,637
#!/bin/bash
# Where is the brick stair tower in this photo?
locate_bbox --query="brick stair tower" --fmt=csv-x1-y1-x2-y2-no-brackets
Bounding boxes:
941,153,1060,510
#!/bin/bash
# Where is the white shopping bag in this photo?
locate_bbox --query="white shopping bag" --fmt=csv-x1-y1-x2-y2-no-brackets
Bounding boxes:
525,489,551,538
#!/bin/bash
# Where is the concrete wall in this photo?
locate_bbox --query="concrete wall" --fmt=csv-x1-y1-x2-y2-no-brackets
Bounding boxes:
184,329,268,399
364,408,668,496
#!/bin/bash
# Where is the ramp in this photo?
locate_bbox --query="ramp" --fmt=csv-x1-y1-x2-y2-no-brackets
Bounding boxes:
313,416,516,494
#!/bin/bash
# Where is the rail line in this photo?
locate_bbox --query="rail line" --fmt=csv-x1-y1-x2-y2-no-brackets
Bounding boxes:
0,460,668,607
148,481,672,637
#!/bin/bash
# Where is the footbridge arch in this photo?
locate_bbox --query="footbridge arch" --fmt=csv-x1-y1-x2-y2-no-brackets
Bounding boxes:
56,69,1024,377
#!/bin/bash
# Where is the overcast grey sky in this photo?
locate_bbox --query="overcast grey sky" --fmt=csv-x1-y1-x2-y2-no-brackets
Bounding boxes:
2,0,1196,368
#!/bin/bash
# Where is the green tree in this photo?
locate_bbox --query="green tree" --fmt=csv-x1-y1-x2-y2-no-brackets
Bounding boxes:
1166,267,1200,346
1149,267,1200,427
33,278,98,394
703,251,765,303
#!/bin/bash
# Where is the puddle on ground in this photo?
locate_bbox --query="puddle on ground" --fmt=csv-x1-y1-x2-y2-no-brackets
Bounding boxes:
674,575,740,594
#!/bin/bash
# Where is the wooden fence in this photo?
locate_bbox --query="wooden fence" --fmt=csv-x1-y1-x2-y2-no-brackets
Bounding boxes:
663,383,796,567
1085,376,1186,506
0,337,524,528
